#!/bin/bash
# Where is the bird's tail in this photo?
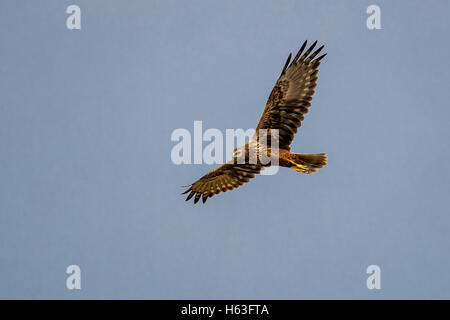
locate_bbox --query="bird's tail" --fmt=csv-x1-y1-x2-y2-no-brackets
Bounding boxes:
289,153,327,174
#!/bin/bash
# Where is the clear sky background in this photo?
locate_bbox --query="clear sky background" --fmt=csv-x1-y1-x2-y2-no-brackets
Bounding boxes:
1,0,449,299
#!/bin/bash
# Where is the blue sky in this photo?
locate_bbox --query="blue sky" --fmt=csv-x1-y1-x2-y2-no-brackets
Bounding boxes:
0,0,449,299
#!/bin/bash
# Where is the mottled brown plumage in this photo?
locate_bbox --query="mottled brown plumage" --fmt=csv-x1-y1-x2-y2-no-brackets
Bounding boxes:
183,40,328,204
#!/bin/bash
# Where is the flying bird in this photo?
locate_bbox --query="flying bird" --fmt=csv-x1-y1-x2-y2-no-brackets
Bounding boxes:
183,40,328,204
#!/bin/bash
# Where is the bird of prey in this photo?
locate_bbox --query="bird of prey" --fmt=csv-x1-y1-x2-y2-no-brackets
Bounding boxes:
183,40,328,204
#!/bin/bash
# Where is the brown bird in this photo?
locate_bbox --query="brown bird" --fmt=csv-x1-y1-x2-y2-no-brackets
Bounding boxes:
183,40,328,204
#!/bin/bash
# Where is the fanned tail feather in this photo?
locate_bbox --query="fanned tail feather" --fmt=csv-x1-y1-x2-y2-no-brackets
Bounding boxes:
289,153,327,174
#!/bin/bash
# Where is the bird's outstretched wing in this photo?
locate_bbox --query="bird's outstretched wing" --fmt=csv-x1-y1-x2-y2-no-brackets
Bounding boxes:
255,40,326,150
183,162,262,204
